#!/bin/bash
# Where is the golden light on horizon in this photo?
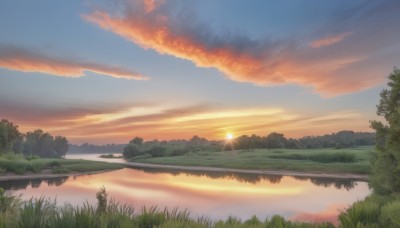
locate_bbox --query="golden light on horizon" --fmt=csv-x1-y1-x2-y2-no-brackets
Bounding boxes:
226,133,234,140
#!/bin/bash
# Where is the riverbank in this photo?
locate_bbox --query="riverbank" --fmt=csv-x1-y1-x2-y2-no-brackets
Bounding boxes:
0,155,123,181
0,169,118,181
127,147,373,178
123,162,368,180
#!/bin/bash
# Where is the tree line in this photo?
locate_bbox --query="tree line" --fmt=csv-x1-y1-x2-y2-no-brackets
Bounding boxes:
0,119,68,158
233,130,375,150
68,143,126,154
122,131,375,160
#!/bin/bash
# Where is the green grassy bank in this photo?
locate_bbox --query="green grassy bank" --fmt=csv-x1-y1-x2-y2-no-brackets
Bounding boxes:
130,147,373,174
0,153,123,175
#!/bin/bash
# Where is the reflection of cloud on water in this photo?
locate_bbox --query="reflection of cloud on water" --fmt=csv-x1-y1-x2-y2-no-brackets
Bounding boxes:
1,168,371,223
291,203,347,225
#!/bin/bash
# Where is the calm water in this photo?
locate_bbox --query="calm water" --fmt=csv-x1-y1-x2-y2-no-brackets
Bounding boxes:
1,156,371,224
66,153,126,163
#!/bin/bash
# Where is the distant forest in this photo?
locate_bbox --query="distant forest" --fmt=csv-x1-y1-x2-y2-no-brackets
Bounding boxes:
69,130,375,154
68,143,126,154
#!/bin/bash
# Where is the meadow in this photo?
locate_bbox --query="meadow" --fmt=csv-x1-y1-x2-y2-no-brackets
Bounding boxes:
0,153,123,175
130,147,373,175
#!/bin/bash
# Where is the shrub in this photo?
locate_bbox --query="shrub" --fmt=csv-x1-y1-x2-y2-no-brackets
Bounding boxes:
380,200,400,227
338,200,380,227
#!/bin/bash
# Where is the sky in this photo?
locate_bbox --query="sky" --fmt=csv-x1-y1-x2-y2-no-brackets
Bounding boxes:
1,0,399,144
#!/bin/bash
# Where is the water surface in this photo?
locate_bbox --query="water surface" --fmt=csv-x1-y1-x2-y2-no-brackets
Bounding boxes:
2,166,371,224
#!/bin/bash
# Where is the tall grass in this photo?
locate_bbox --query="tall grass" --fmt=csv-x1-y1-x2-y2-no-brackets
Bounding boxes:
0,187,338,228
338,194,400,227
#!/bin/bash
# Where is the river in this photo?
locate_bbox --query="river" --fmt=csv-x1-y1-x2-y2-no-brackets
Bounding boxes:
1,153,371,224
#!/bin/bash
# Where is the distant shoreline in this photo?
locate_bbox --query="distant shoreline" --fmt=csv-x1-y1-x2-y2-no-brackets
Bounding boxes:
0,160,368,181
0,169,117,182
122,162,369,180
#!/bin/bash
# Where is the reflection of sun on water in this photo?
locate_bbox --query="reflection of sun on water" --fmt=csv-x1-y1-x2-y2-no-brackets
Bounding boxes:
226,133,234,140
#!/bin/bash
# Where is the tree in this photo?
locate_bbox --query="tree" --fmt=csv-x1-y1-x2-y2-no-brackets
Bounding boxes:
129,137,143,146
54,136,69,158
265,132,287,148
123,144,141,160
23,129,68,158
147,146,167,157
0,119,21,154
370,68,400,195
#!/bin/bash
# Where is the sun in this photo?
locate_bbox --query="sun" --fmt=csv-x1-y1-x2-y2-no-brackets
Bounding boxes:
226,133,234,140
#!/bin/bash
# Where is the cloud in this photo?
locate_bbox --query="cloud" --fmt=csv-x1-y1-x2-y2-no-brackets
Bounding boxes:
0,45,148,80
309,32,352,48
1,98,372,144
83,0,400,95
143,0,164,13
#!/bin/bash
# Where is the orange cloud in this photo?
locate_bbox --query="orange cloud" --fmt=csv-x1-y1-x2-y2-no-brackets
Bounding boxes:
309,32,352,48
1,99,372,144
0,45,147,80
83,1,383,95
143,0,164,13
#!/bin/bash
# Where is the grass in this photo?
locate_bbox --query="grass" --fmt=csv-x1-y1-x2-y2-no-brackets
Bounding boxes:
130,147,374,174
338,194,400,227
0,187,336,228
2,187,399,228
0,153,123,175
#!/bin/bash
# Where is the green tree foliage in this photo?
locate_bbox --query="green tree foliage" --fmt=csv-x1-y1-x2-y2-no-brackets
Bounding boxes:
0,119,22,154
370,68,400,195
54,136,69,158
146,146,167,157
129,136,143,146
123,144,141,160
265,132,287,148
23,129,69,158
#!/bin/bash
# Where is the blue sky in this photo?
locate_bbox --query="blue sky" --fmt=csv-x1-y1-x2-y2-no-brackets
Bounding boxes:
0,0,398,144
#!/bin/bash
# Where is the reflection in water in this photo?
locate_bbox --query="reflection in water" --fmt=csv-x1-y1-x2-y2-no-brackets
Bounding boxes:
137,167,283,184
2,168,370,224
292,176,358,191
0,177,68,191
136,167,359,190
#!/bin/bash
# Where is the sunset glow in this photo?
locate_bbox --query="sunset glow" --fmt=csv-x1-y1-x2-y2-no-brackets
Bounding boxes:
226,133,234,140
1,0,397,144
